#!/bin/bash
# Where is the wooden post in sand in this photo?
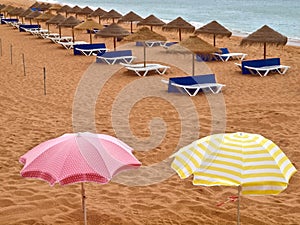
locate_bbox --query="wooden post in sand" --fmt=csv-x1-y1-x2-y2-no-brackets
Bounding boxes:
43,67,46,95
10,44,12,64
22,53,26,76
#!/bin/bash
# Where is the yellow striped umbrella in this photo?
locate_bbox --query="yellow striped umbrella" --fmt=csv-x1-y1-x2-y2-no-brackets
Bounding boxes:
171,132,297,225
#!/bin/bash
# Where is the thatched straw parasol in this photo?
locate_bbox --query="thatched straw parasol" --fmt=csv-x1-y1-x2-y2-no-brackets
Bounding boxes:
19,8,33,23
95,23,130,50
46,13,66,36
38,3,51,11
7,7,24,18
137,14,165,31
118,11,143,33
59,16,81,41
29,2,40,9
49,4,62,11
101,9,122,23
57,5,72,18
0,5,6,10
36,11,55,30
170,35,219,75
241,25,287,59
67,5,82,19
194,20,232,46
75,18,103,43
25,10,41,25
89,7,107,24
163,17,195,41
123,27,167,66
77,6,94,18
1,5,15,17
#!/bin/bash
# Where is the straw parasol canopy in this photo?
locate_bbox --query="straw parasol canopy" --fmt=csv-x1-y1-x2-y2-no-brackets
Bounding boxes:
101,9,122,23
59,16,81,41
118,11,143,33
163,17,195,41
7,7,24,17
0,4,6,10
25,10,41,25
36,11,55,21
1,5,15,16
241,25,288,59
195,20,232,46
49,4,62,11
123,27,167,66
57,5,72,17
46,13,66,35
170,35,220,75
77,6,94,18
67,5,82,18
38,3,51,11
95,23,130,50
75,18,103,43
29,2,40,9
89,7,107,24
137,14,165,31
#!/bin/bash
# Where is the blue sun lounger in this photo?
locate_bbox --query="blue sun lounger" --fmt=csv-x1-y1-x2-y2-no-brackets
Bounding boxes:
19,24,40,32
73,43,108,56
235,58,290,76
1,18,19,24
162,74,225,96
96,50,136,64
213,48,247,61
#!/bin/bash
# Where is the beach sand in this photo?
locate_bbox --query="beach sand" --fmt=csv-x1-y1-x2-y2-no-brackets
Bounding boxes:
0,1,300,225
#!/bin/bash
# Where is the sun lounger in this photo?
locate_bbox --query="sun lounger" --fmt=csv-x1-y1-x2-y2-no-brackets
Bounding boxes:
73,43,108,56
1,18,19,25
235,58,290,76
57,41,87,50
18,24,40,32
160,41,178,49
48,36,73,43
161,74,225,96
136,41,165,47
213,48,247,61
95,50,136,64
121,63,170,76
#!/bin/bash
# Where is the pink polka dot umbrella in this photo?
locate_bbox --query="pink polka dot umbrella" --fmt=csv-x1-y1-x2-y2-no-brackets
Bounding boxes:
19,132,141,225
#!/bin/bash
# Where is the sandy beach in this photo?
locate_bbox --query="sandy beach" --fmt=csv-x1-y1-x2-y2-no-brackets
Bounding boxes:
0,1,300,225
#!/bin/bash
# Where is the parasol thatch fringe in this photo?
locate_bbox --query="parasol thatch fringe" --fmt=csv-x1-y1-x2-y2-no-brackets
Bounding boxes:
162,17,195,33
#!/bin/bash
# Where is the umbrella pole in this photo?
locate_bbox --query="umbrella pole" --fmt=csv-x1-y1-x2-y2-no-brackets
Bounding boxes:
72,28,75,42
81,183,87,225
264,42,266,59
143,42,146,67
130,21,133,33
89,31,92,44
213,34,216,46
179,29,182,41
113,37,116,51
59,26,61,38
237,186,241,225
192,53,195,76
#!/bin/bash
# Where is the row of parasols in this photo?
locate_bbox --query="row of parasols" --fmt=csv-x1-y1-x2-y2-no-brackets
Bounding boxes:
0,2,288,58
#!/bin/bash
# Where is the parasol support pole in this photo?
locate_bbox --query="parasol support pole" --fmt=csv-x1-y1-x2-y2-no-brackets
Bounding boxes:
264,42,266,59
237,186,241,225
179,29,182,41
89,31,92,44
113,37,116,51
192,53,195,76
213,34,216,46
130,21,133,33
59,26,61,38
81,183,87,225
143,42,146,67
72,28,75,42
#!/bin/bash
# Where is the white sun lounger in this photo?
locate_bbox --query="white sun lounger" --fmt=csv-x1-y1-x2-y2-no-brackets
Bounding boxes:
161,74,225,96
57,41,87,49
244,65,290,77
121,63,170,76
213,52,247,61
48,36,73,43
75,47,109,56
95,50,136,64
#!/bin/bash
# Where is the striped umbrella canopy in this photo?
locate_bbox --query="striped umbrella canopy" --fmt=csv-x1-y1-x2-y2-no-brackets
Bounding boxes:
171,132,297,225
19,132,141,225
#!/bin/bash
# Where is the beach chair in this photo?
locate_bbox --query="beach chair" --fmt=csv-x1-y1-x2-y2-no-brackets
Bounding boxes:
161,74,225,96
1,18,19,25
160,41,178,49
235,58,290,76
136,41,165,47
121,63,170,76
73,43,108,56
48,36,73,43
57,41,87,50
95,50,136,64
213,48,247,61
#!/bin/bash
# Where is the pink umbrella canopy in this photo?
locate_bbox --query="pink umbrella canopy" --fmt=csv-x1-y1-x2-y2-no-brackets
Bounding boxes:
19,132,141,225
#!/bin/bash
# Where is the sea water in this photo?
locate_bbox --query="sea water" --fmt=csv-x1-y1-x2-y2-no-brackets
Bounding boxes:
43,0,300,45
